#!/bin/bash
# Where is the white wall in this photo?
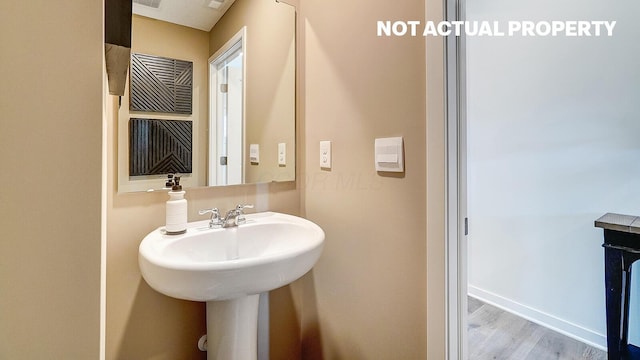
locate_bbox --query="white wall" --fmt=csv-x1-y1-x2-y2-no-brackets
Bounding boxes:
467,0,640,348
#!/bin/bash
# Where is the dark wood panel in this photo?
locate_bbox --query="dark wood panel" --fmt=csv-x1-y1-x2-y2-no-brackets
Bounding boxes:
129,118,192,176
130,53,193,114
104,0,132,47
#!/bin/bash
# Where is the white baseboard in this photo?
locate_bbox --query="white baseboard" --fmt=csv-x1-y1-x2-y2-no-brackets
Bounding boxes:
468,285,607,351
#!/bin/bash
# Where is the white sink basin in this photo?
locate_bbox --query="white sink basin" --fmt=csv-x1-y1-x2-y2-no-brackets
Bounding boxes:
138,211,325,301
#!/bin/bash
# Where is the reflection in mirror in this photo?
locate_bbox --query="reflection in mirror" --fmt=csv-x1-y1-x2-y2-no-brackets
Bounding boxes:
116,0,295,193
209,28,245,186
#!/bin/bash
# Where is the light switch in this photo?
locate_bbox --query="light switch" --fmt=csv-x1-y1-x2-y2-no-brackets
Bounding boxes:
250,144,260,164
320,140,331,169
375,137,403,172
278,143,286,166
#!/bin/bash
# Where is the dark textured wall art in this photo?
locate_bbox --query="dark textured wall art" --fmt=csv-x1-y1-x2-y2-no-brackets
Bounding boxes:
130,53,193,114
129,118,193,176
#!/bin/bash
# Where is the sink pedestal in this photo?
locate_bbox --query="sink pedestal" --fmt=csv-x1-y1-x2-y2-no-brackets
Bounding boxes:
206,294,260,360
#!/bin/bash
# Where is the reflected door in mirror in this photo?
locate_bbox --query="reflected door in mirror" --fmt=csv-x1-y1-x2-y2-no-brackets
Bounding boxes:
210,32,244,186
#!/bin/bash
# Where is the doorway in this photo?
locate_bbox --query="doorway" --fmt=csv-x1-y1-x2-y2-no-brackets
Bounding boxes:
450,1,640,358
209,27,246,186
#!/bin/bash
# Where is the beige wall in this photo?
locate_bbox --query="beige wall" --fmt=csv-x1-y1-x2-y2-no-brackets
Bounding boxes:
209,0,296,184
298,0,429,358
118,15,210,192
0,1,102,359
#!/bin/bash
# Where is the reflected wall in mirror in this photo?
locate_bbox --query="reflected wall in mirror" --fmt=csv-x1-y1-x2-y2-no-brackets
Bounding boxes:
117,0,295,193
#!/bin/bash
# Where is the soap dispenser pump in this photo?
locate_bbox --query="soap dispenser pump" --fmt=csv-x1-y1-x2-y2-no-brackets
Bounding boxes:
166,175,187,235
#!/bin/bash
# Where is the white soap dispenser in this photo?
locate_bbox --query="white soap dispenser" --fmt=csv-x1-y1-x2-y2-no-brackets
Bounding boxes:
166,175,187,235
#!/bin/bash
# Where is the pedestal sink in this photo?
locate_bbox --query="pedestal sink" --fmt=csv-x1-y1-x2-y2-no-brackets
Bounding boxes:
138,211,325,360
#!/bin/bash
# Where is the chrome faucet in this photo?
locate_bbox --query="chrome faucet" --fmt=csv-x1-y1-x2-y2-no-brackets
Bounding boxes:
221,204,254,227
199,204,254,228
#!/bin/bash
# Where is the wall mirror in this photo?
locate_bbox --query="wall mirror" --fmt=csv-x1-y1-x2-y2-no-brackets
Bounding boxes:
117,0,295,193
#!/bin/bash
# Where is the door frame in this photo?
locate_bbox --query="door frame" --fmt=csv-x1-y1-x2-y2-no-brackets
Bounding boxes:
444,0,467,358
425,0,465,357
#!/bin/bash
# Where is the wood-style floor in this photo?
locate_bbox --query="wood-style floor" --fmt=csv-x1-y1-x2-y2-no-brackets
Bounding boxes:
468,296,607,360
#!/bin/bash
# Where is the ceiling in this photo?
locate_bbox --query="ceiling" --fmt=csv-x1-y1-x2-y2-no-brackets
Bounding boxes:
132,0,237,32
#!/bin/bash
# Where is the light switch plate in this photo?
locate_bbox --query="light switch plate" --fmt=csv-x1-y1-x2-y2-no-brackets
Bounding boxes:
278,143,286,166
250,144,260,164
375,137,403,172
320,141,331,169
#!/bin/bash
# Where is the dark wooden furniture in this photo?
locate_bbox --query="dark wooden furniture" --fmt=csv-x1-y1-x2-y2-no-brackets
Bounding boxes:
595,213,640,360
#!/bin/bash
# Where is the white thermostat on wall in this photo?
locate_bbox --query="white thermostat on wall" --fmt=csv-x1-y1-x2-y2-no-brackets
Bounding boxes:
374,137,404,172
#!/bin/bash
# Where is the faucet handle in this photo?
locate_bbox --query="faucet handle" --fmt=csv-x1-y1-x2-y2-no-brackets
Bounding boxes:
235,204,254,225
198,208,220,217
235,204,254,212
198,208,222,228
